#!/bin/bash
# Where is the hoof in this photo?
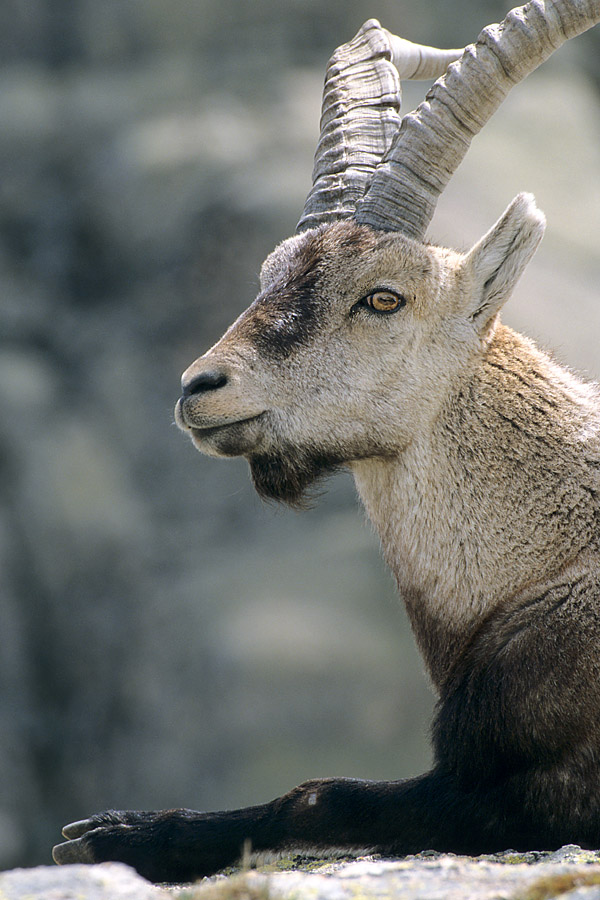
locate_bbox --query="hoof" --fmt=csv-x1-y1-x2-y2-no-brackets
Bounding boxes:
52,837,96,865
61,818,96,840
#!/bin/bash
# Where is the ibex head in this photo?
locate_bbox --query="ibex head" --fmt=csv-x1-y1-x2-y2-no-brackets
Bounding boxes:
175,1,599,506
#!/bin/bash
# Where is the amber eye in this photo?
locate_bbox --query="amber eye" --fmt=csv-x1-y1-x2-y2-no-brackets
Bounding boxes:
364,290,405,314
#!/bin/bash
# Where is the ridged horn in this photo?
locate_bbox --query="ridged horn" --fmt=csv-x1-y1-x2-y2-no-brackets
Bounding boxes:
296,19,461,233
354,0,600,239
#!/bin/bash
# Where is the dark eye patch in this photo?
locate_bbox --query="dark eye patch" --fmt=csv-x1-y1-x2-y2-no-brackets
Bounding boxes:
240,241,324,360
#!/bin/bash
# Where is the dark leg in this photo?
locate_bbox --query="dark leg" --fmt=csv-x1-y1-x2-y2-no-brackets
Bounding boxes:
52,770,543,883
53,581,600,883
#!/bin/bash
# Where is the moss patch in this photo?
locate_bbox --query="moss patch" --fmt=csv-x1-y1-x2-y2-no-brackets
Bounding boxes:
178,873,270,900
518,869,600,900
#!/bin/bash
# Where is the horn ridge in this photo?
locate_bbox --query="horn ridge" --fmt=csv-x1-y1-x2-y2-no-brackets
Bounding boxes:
296,20,401,232
296,19,465,234
354,0,600,239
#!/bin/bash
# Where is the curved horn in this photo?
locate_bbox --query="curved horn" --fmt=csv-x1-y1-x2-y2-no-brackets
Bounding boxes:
388,35,464,80
296,19,461,233
354,0,600,239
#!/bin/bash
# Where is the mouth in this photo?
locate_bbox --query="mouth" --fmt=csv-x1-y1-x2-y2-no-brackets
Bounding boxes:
188,413,265,440
175,399,267,457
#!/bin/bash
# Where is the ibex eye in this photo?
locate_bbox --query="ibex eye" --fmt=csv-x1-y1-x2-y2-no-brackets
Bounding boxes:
364,290,405,314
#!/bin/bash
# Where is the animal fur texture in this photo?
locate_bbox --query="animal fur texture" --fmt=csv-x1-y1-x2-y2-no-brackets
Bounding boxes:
51,0,600,881
52,194,600,882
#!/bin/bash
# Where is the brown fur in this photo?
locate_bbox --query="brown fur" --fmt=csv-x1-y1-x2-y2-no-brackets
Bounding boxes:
53,198,600,882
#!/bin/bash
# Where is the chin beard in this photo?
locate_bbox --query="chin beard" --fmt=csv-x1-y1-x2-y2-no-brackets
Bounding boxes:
248,444,346,508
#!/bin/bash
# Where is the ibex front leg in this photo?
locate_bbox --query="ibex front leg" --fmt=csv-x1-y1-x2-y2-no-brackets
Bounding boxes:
52,773,524,883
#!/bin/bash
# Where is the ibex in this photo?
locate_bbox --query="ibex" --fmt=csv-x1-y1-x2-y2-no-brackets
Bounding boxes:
53,0,600,883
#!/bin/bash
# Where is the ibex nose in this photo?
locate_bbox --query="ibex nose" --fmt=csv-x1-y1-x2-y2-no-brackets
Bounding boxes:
181,369,229,398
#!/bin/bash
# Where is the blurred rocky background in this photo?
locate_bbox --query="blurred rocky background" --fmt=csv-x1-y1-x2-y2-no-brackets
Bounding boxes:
0,0,598,871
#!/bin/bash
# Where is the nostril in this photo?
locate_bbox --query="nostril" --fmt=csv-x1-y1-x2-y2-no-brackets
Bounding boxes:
182,370,228,398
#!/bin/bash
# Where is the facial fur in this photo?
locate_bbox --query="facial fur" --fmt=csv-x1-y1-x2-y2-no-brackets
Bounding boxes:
177,221,460,504
177,204,539,505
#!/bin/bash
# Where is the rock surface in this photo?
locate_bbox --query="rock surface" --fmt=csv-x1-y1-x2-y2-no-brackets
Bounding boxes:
1,0,599,876
4,849,600,900
0,861,163,899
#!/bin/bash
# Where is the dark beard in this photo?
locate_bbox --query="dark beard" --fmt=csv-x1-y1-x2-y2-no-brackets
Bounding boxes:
248,444,346,508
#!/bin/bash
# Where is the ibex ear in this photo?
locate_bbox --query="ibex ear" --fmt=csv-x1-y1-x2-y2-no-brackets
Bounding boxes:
460,193,546,331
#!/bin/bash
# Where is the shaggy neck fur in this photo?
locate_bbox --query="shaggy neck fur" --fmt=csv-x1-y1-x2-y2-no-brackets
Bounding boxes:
351,323,600,689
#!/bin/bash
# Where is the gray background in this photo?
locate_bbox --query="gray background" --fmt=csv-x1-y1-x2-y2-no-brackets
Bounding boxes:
0,0,599,870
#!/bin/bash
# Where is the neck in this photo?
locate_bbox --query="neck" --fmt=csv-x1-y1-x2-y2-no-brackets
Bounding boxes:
351,324,600,689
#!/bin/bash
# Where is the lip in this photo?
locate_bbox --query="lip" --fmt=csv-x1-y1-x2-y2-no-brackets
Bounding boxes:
185,411,268,458
174,398,267,457
175,396,262,429
188,412,265,439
